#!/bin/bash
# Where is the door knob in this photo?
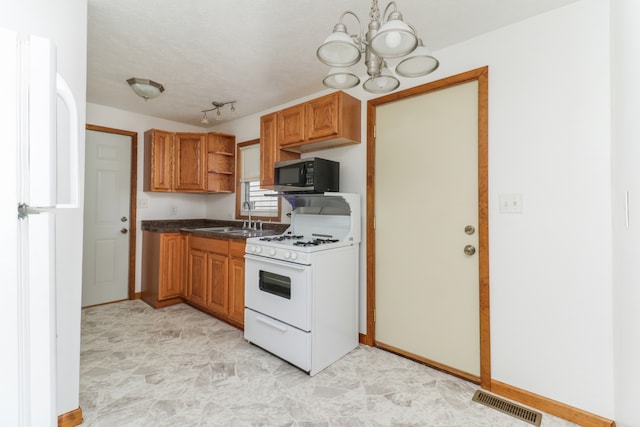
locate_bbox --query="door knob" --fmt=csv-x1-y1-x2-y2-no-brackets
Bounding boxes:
464,245,476,255
121,216,128,222
120,228,128,234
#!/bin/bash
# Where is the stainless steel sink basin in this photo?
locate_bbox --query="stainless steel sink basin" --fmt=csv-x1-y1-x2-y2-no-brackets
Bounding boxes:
190,226,277,237
225,229,278,236
192,227,235,232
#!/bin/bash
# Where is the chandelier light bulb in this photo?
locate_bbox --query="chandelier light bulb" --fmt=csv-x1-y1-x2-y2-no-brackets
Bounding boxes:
334,74,348,85
385,31,402,49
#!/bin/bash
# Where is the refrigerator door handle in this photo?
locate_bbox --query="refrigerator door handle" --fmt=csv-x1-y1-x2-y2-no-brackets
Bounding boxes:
55,72,79,209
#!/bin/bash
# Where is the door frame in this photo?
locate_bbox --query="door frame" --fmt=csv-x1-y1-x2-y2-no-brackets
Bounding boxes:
366,66,490,389
85,124,138,301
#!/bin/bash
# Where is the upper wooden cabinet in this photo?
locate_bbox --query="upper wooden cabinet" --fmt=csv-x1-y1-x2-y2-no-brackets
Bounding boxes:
276,91,361,153
144,129,174,192
174,132,206,192
278,104,305,146
260,112,300,188
207,132,236,193
144,129,235,193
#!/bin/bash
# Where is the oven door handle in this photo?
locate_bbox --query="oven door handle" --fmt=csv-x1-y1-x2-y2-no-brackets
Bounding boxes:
245,254,308,270
256,315,289,332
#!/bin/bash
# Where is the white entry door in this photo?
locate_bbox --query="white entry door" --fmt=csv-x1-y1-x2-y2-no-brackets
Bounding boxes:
82,130,131,306
375,80,480,377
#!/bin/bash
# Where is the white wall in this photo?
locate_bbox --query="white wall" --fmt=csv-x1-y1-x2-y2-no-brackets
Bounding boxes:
208,0,616,419
440,0,614,417
0,0,88,417
86,103,211,294
611,1,640,426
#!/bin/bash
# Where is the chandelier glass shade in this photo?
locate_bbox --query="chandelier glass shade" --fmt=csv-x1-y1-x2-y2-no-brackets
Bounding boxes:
317,1,439,94
126,77,164,100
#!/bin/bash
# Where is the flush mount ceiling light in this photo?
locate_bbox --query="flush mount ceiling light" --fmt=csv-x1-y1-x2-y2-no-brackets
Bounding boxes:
317,0,439,94
126,77,165,100
200,100,237,124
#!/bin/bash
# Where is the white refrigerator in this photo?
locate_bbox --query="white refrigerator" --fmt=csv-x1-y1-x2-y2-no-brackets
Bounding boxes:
0,26,79,426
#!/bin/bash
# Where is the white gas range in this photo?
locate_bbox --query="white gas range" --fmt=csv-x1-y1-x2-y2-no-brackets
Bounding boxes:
244,192,360,376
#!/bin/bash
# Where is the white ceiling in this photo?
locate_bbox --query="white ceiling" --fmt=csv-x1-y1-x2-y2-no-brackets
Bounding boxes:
87,0,580,128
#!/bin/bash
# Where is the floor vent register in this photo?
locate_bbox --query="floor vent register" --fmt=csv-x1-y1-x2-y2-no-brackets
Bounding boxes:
472,390,543,426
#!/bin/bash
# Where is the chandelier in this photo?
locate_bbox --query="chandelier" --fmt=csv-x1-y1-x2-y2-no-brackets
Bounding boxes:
200,100,237,124
316,0,439,94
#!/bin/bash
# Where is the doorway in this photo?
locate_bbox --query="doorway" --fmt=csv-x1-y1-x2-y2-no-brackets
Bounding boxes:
366,67,490,387
82,125,137,307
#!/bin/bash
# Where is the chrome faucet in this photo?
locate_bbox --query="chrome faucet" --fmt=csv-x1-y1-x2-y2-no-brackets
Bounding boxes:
243,201,254,229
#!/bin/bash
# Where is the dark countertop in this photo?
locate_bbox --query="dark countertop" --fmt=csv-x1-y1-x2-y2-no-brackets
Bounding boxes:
141,219,289,240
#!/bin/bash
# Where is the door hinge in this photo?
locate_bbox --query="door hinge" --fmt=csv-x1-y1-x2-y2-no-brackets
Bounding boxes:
373,216,376,230
373,125,376,139
374,308,376,322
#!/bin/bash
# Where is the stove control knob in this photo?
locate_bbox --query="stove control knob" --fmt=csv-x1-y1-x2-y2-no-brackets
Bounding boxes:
268,248,276,256
254,246,262,254
290,252,298,260
283,252,291,259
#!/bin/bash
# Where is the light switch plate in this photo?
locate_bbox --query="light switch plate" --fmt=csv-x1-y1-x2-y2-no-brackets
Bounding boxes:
499,193,523,214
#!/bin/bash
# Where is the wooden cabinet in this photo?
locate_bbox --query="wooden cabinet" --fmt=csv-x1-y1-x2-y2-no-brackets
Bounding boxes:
174,132,206,192
227,240,246,326
185,236,247,327
144,129,235,193
207,132,236,193
205,252,229,314
278,104,305,146
306,92,346,141
144,129,174,192
186,236,230,318
186,247,207,307
141,231,185,308
260,112,300,188
278,91,361,154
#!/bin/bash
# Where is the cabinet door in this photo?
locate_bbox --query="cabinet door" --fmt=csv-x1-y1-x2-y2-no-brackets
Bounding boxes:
260,112,278,188
279,104,305,146
174,133,206,192
187,248,207,306
228,241,246,326
144,130,174,191
158,234,185,300
306,92,339,141
206,252,229,315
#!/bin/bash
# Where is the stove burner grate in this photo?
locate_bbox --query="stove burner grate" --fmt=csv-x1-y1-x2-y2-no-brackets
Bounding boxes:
293,238,340,247
259,234,304,242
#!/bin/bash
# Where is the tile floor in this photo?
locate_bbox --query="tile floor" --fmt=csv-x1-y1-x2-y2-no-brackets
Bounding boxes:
79,300,578,427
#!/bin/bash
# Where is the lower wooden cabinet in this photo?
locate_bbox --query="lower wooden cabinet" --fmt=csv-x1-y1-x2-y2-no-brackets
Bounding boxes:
141,231,185,308
142,232,247,328
185,235,246,327
227,240,246,325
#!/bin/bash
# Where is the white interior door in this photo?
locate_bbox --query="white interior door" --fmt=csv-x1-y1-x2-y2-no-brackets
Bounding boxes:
82,130,131,306
375,80,480,377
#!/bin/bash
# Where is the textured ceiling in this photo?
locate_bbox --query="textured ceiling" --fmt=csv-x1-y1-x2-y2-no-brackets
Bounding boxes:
87,0,580,128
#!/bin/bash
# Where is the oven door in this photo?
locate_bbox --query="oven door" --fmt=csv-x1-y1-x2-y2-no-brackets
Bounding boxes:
244,253,312,331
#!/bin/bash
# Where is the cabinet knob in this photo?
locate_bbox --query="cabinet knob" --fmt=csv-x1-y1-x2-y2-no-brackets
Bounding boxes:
120,228,128,234
464,245,476,256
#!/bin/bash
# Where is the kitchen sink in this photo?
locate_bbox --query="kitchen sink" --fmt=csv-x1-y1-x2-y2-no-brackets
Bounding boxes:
225,229,278,236
192,226,235,232
189,226,277,237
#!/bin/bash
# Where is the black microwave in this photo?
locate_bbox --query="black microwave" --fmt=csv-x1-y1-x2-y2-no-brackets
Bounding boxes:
273,158,339,193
